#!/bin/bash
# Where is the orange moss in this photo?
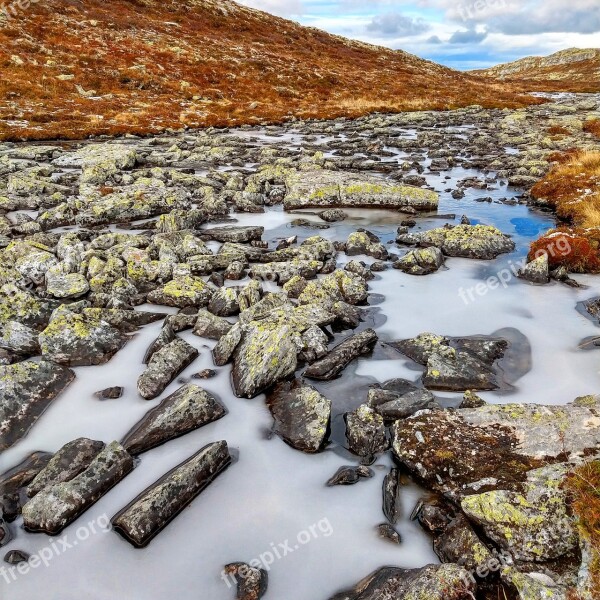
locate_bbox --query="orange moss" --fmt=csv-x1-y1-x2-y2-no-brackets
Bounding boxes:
529,228,600,273
584,119,600,138
547,125,571,136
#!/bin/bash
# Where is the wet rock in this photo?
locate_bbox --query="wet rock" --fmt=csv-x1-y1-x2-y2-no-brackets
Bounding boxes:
22,441,134,535
0,494,21,522
267,380,331,453
304,329,378,380
461,464,578,562
413,499,453,534
346,231,388,260
326,466,373,486
122,384,227,455
393,247,444,276
0,361,75,450
202,226,264,243
518,253,550,284
368,384,438,420
319,209,347,222
194,369,217,379
39,311,126,366
397,224,515,260
27,438,105,497
143,323,176,364
345,404,388,458
224,562,268,600
4,550,30,565
377,523,402,545
382,468,402,524
284,169,439,211
137,338,199,399
0,452,53,497
193,309,233,339
94,386,124,400
112,440,232,548
329,563,476,600
460,390,486,408
147,276,213,308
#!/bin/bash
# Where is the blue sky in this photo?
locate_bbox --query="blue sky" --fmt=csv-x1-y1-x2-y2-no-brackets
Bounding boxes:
239,0,600,70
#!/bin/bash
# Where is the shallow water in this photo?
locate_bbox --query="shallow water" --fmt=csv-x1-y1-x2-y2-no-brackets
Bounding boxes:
2,119,600,600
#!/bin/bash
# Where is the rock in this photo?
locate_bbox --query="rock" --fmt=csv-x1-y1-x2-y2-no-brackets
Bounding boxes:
345,260,374,281
460,390,486,408
22,442,134,535
414,499,453,534
304,329,378,381
111,440,232,548
397,224,515,260
0,452,53,497
518,253,550,284
208,287,240,316
143,323,176,364
326,466,373,486
319,209,347,222
193,369,217,379
298,325,329,363
147,276,213,308
501,567,566,600
193,309,233,339
122,384,227,455
39,311,126,366
329,563,476,600
137,338,199,399
345,404,388,458
346,231,388,260
224,562,269,600
382,468,402,524
94,386,124,400
0,361,75,450
74,144,137,185
202,226,264,243
377,523,402,545
266,380,331,453
224,261,246,280
45,271,90,299
27,438,105,497
284,169,439,211
393,247,444,275
0,320,40,355
368,385,438,420
298,269,369,307
4,550,30,565
0,283,52,328
461,464,578,562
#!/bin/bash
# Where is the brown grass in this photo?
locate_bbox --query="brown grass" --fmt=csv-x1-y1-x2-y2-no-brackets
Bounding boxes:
529,150,600,272
584,119,600,138
0,0,541,141
565,461,600,599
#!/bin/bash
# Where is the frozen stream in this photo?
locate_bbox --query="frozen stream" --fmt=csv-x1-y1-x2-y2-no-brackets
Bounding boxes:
1,119,600,600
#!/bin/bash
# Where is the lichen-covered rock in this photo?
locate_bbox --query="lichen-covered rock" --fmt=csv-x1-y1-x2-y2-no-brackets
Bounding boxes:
0,320,39,355
22,441,133,535
518,254,550,284
122,384,227,455
461,464,578,562
147,276,213,308
329,563,476,600
111,440,231,548
39,311,125,366
193,309,233,340
202,226,264,243
397,224,515,259
45,271,90,299
345,404,388,458
224,562,269,600
501,567,567,600
72,144,136,185
394,247,445,275
284,169,439,211
266,380,331,453
304,329,378,380
0,284,51,328
368,381,438,420
208,287,240,316
143,323,176,364
319,209,347,222
137,338,199,399
27,438,105,497
298,269,368,307
15,247,58,285
346,231,388,260
0,361,75,450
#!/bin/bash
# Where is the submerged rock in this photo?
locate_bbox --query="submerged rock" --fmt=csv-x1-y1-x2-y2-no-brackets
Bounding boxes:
22,441,133,535
27,438,105,497
0,360,75,450
368,382,438,420
267,380,331,453
122,384,227,455
137,338,199,400
304,329,378,380
112,440,232,548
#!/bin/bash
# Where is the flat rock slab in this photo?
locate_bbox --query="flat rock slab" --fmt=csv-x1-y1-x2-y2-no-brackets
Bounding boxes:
267,380,331,453
284,170,438,211
112,440,232,548
22,442,133,535
122,383,227,455
0,452,53,497
201,226,264,243
0,361,75,451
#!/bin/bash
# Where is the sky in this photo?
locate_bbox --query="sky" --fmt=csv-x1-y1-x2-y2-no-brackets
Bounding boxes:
238,0,600,70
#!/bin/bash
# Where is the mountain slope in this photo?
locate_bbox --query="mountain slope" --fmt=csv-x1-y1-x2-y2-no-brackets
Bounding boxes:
0,0,537,141
471,48,600,93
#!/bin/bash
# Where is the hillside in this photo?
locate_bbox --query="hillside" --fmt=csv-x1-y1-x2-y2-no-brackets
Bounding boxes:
0,0,538,141
471,48,600,93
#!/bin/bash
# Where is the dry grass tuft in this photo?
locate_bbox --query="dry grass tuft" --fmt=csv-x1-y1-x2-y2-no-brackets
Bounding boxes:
583,119,600,138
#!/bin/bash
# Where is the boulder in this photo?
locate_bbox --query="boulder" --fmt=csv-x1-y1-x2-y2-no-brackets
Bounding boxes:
394,247,444,275
147,276,213,308
345,404,388,458
518,253,550,284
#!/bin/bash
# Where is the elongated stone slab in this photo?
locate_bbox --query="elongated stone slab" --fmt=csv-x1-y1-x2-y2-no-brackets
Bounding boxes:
0,360,75,450
112,440,232,548
0,452,52,497
122,384,227,455
27,438,105,497
22,442,133,535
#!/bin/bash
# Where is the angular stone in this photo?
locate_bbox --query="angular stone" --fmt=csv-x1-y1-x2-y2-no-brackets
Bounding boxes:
518,253,550,284
202,226,264,243
223,562,268,600
345,404,388,458
147,276,213,308
382,468,402,524
394,247,444,276
193,309,233,340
